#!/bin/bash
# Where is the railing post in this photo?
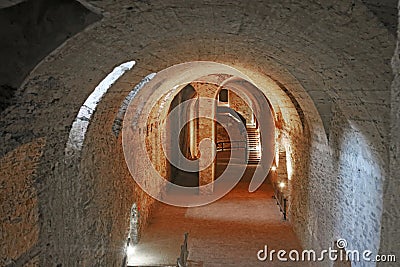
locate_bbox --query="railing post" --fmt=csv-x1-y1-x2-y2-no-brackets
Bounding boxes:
245,142,248,163
177,233,189,267
272,182,288,221
283,198,287,220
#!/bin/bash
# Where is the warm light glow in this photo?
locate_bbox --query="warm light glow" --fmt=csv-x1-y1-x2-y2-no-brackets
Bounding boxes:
279,182,285,188
271,166,277,171
286,150,293,181
127,244,136,255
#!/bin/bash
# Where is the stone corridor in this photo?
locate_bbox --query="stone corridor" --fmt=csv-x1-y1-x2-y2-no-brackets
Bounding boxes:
128,165,302,267
1,1,399,266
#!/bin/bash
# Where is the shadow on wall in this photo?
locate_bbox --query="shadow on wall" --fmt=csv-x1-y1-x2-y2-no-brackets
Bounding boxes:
328,105,384,262
0,0,102,112
361,0,398,36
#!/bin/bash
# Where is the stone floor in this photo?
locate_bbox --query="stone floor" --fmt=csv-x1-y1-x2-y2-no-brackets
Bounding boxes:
127,164,303,267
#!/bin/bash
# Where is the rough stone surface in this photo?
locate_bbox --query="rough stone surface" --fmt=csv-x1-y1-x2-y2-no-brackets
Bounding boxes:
378,2,400,266
228,90,253,125
0,138,45,266
362,0,398,35
0,0,101,112
0,0,398,266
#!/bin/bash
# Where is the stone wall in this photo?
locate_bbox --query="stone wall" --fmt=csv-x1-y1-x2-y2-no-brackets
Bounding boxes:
216,122,229,143
229,90,253,125
378,2,400,265
321,106,384,263
0,138,44,266
0,0,397,266
0,0,101,112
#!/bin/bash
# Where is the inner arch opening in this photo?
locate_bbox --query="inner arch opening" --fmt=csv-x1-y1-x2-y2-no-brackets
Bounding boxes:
122,61,315,266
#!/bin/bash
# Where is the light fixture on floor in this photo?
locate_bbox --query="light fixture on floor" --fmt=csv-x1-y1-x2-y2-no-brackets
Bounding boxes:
127,243,136,254
126,236,136,255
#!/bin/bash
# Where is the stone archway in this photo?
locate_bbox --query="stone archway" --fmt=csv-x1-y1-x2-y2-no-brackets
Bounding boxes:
123,61,283,205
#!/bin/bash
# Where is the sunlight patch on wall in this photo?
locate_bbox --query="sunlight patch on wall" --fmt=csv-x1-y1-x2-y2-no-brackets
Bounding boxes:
65,61,135,155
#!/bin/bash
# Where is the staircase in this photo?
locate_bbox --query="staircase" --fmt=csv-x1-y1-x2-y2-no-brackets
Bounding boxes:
246,127,261,164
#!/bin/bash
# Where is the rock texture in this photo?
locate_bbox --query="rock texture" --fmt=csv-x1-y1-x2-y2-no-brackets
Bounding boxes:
0,0,101,112
0,0,398,266
0,138,45,266
378,2,400,266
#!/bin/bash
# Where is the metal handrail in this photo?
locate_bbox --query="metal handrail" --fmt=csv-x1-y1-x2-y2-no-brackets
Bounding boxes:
272,183,287,220
216,140,247,151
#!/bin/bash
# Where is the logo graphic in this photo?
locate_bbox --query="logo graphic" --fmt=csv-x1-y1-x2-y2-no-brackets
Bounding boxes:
336,238,348,249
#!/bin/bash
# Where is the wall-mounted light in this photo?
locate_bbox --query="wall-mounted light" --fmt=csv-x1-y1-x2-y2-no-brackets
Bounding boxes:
286,149,293,180
279,181,285,189
127,243,136,255
271,165,277,171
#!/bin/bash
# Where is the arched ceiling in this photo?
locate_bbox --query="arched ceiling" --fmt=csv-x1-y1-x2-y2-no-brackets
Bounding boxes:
361,0,398,35
0,0,395,162
0,0,101,112
0,1,398,265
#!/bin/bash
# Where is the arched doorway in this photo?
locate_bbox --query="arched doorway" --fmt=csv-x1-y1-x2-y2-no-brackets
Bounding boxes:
121,61,316,265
